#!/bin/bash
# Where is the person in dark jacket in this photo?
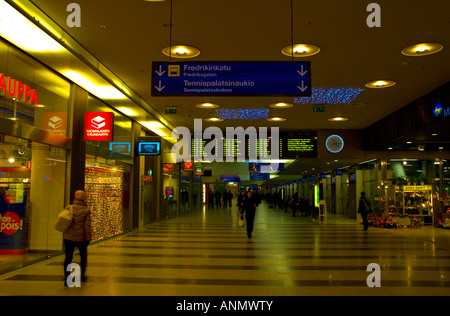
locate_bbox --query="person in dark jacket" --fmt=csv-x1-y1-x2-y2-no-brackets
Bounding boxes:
358,191,371,231
63,190,92,285
227,190,233,208
237,192,244,211
241,191,257,238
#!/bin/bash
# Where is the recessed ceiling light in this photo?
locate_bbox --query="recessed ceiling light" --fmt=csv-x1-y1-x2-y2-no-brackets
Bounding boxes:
162,45,200,58
365,80,396,88
401,43,443,56
269,102,293,108
267,117,286,122
204,117,224,122
196,103,219,109
328,117,349,122
281,44,320,57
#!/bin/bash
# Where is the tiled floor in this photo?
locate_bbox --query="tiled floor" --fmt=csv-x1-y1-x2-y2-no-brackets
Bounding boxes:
1,202,450,296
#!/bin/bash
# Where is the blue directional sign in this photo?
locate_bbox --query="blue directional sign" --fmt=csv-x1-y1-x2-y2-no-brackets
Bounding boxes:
152,61,311,96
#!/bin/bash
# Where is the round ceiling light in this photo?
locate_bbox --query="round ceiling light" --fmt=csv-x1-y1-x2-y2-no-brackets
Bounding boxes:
401,43,443,56
267,117,286,122
281,44,320,57
365,80,396,88
196,103,220,109
328,117,349,122
269,102,293,108
204,117,224,122
162,45,200,58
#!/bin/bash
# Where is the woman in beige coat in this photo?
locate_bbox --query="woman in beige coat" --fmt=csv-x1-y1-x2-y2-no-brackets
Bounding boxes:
63,190,92,286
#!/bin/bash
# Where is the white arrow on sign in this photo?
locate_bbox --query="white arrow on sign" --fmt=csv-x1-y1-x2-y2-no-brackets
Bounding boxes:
154,81,166,92
297,65,308,77
297,81,309,92
155,65,166,77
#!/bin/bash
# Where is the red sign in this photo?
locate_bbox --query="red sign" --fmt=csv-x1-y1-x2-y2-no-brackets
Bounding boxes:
183,161,193,172
0,73,38,106
0,212,22,235
84,112,114,141
163,163,175,172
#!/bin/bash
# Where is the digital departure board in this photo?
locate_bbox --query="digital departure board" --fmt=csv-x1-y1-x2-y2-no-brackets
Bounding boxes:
191,138,244,160
190,131,317,160
279,131,317,158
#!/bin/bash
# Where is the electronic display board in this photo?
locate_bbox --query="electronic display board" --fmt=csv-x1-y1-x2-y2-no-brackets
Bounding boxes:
189,131,317,160
279,131,317,158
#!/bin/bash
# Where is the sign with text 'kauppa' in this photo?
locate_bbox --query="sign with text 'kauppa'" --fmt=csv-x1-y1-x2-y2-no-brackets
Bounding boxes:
152,61,311,96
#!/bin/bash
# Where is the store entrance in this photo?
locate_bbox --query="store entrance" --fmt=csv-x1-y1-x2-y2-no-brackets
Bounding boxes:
0,135,66,274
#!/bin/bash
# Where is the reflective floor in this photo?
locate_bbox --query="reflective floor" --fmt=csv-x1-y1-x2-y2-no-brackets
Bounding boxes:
1,202,450,296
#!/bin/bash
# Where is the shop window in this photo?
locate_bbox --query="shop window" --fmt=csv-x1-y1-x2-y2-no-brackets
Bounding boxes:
0,135,66,273
85,157,130,242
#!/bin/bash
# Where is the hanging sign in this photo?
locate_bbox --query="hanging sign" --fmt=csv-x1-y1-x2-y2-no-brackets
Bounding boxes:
84,112,114,141
152,61,311,96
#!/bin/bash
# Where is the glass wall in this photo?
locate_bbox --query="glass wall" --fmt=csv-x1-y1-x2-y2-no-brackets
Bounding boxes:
0,40,69,273
0,135,66,273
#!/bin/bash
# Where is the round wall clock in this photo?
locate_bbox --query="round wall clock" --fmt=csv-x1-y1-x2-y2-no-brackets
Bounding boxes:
326,135,344,153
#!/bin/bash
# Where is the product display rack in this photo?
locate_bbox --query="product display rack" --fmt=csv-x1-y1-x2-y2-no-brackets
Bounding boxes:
394,185,433,225
85,165,125,241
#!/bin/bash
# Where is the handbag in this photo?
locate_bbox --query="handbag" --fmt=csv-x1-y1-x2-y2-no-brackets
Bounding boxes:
238,214,245,227
55,205,73,233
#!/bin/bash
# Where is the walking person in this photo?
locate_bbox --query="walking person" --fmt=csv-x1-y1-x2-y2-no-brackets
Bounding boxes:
241,191,257,238
215,191,221,209
223,190,228,208
237,191,244,211
358,191,371,231
291,193,299,217
208,190,214,209
227,190,233,208
63,190,92,286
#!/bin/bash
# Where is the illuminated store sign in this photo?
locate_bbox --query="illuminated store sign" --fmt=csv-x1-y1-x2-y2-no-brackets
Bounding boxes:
0,73,38,106
84,112,114,141
434,103,449,119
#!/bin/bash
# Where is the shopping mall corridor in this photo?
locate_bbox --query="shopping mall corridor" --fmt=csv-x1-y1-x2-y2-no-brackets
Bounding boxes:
1,202,450,296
